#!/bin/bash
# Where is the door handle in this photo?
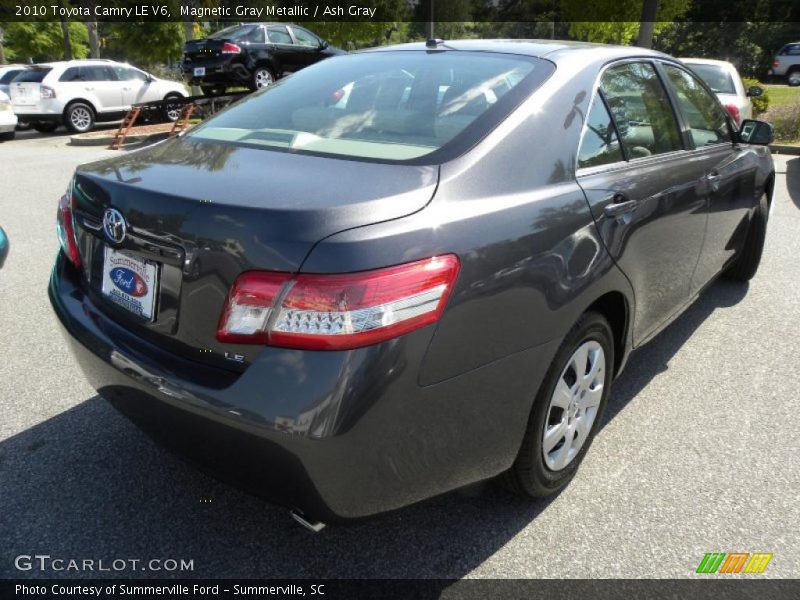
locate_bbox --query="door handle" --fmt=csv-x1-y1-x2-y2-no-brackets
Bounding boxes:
706,170,721,192
84,87,94,91
603,194,639,218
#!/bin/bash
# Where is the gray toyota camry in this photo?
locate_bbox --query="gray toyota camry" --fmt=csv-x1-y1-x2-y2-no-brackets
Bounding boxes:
49,40,774,526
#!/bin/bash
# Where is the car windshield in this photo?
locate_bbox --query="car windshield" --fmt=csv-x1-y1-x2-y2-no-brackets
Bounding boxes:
11,67,51,83
208,25,255,40
685,64,736,94
187,51,545,162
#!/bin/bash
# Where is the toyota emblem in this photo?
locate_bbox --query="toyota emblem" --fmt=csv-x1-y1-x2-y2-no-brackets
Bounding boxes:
102,208,127,244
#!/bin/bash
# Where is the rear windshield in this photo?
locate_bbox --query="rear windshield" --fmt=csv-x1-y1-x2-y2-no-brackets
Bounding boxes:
187,51,551,163
12,68,51,83
685,64,735,94
208,25,256,40
0,69,25,84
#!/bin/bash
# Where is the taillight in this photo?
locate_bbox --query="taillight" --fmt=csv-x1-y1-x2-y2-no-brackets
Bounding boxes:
56,184,81,269
40,85,56,99
217,255,461,350
724,103,741,126
221,42,241,54
773,59,780,68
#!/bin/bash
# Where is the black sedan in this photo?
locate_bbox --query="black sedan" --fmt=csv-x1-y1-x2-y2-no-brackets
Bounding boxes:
50,40,774,526
181,23,345,95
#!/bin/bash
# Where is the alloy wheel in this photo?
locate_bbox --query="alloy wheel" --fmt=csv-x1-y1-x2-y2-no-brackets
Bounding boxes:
542,340,605,471
255,69,273,89
70,106,92,131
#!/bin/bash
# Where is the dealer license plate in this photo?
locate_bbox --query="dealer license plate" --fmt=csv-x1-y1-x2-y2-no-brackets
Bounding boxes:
101,246,158,320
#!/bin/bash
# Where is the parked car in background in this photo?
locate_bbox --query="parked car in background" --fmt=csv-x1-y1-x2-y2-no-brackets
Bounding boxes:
51,41,774,525
0,64,29,96
181,23,345,95
769,42,800,86
0,226,8,269
10,59,187,134
0,90,17,141
681,58,762,125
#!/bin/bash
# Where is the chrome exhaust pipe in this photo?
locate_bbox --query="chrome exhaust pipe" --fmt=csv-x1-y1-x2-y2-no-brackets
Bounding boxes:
290,510,326,533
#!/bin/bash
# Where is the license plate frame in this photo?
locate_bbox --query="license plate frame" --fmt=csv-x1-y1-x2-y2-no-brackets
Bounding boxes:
193,67,206,77
101,246,159,321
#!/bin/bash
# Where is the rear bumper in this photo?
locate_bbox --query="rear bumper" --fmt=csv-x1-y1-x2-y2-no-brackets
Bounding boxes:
12,112,62,124
181,59,251,87
49,253,555,520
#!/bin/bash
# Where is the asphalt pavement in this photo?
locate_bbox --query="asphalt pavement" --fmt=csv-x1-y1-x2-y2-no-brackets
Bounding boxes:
0,131,798,579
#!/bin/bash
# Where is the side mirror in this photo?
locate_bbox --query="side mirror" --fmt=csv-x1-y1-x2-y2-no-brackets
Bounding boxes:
746,86,764,97
0,226,9,269
319,40,329,50
738,119,774,145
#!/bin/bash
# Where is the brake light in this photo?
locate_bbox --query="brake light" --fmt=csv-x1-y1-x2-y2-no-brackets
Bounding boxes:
40,85,56,99
773,59,780,68
724,103,741,125
217,255,461,350
221,42,241,54
56,185,81,269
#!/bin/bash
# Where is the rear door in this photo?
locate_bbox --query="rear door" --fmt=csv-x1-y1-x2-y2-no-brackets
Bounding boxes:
577,60,708,345
659,62,755,292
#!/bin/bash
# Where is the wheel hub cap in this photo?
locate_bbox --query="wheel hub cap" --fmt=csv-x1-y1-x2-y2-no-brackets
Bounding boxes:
542,340,605,471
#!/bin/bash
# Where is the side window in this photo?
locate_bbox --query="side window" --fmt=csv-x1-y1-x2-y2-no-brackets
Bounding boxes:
244,27,265,44
292,27,321,48
59,67,81,82
267,26,293,44
663,65,732,147
113,67,147,82
578,95,625,169
601,62,683,158
81,66,115,82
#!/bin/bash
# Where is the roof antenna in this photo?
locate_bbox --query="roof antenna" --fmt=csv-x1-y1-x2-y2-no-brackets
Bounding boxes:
425,0,436,47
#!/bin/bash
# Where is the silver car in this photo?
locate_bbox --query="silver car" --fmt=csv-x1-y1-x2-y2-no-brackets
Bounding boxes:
681,58,763,126
0,64,28,97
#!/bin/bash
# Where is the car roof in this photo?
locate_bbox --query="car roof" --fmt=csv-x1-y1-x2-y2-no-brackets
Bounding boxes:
361,39,672,62
28,59,116,69
680,58,736,69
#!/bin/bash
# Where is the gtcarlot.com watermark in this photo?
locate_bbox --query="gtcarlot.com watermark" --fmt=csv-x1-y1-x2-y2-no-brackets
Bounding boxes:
14,554,194,573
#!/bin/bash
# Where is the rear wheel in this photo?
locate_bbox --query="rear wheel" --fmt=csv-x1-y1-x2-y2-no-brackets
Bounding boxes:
65,102,95,133
201,85,226,96
502,312,614,498
787,69,800,87
724,193,769,281
163,93,185,122
251,66,274,90
33,122,58,133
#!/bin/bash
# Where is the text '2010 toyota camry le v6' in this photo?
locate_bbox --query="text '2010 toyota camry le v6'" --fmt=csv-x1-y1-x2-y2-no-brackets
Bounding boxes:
49,40,774,527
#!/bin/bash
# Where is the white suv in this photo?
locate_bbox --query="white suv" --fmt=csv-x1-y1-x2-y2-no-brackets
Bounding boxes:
10,59,187,134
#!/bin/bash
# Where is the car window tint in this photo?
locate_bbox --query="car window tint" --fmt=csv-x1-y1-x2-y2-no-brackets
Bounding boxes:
601,62,683,158
268,27,293,44
292,27,320,48
663,65,732,147
0,69,24,84
781,44,800,55
209,25,254,40
578,95,625,169
59,67,82,82
12,68,51,83
244,27,265,44
188,52,543,162
685,64,735,94
81,66,113,81
114,67,148,82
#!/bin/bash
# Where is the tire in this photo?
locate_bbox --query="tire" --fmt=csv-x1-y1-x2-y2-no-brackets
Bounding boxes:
201,85,226,96
33,122,58,133
0,131,14,141
64,102,95,133
502,311,614,498
163,93,185,122
787,69,800,87
724,193,769,282
251,66,275,91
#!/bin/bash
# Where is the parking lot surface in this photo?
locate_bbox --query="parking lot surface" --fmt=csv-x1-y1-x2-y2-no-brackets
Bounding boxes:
0,132,798,578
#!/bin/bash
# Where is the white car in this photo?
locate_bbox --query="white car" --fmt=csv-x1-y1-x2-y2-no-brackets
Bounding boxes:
0,90,17,141
10,59,187,134
0,64,29,97
680,58,763,126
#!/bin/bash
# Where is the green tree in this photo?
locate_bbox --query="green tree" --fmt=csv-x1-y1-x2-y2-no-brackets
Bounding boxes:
563,0,690,45
106,21,185,68
2,21,89,62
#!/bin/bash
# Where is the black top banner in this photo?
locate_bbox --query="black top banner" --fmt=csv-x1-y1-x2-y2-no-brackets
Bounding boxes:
0,0,799,23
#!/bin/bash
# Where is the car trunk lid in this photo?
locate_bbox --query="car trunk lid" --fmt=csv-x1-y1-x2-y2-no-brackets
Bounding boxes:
71,136,438,371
